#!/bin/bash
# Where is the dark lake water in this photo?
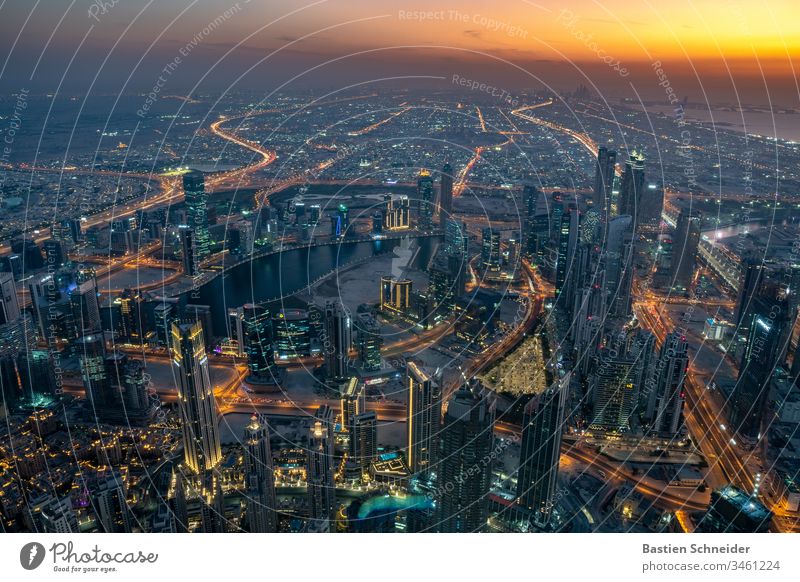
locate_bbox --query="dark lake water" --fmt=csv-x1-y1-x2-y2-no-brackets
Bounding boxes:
185,236,440,335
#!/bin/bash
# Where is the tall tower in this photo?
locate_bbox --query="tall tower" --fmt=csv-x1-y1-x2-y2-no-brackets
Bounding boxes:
323,300,352,383
243,415,278,532
242,304,277,385
651,331,689,436
179,226,199,277
670,210,700,291
352,411,377,473
417,169,435,228
516,380,567,529
618,151,646,223
555,203,580,306
732,288,787,440
183,170,211,260
437,382,495,533
306,405,336,524
603,215,635,320
77,334,114,412
439,163,454,226
340,377,365,454
171,322,221,474
481,227,501,272
590,348,637,433
406,361,441,477
69,276,101,337
593,147,617,218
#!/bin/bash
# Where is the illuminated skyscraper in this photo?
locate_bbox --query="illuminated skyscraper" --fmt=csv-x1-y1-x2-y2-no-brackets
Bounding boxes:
171,322,222,474
340,377,365,452
179,226,199,277
242,304,277,385
417,169,435,227
243,414,278,532
406,362,441,477
383,195,411,230
380,276,412,314
593,147,617,217
590,347,637,433
618,151,646,223
437,382,495,533
555,203,580,305
670,210,701,291
323,300,352,383
355,314,382,371
516,380,567,529
481,227,501,272
183,170,210,260
352,411,377,473
439,163,454,225
603,215,635,319
307,405,336,524
69,276,101,338
650,331,689,437
77,334,114,413
732,288,787,440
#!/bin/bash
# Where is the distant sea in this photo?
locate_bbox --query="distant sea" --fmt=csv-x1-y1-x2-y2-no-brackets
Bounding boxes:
644,104,800,142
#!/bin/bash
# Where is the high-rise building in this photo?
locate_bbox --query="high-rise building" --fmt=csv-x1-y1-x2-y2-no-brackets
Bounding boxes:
340,377,365,453
17,348,57,403
352,411,377,473
651,331,689,436
38,496,78,533
618,151,646,223
69,277,101,338
639,182,665,228
179,226,199,277
323,300,352,383
183,170,211,260
307,405,336,524
669,210,701,291
593,147,617,217
516,380,567,529
116,289,144,345
171,322,222,474
243,415,278,532
406,362,441,477
77,334,114,414
89,470,132,533
380,276,412,314
0,272,20,326
272,309,311,358
417,169,435,227
734,254,767,336
383,195,411,230
437,382,495,533
439,163,454,225
590,348,637,432
732,288,787,440
242,304,277,385
603,215,635,319
698,486,772,532
331,204,349,238
355,314,382,371
445,218,469,259
555,204,580,306
481,227,501,272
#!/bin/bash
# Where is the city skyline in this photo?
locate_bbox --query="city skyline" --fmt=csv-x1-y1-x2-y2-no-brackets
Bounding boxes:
1,0,799,550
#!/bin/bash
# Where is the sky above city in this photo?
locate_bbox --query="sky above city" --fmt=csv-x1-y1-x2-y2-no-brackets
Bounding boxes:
1,0,797,104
